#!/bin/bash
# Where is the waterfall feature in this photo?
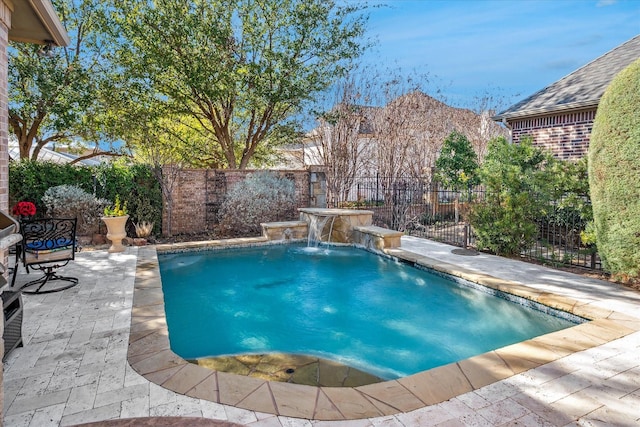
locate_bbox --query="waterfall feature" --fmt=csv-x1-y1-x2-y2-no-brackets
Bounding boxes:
307,215,336,247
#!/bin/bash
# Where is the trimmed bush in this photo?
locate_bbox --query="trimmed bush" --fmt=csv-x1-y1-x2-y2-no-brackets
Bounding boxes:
588,58,640,281
217,171,297,236
10,160,163,236
9,160,93,216
42,185,108,235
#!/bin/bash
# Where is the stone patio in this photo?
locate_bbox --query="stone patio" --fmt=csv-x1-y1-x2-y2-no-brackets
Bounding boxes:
3,237,640,426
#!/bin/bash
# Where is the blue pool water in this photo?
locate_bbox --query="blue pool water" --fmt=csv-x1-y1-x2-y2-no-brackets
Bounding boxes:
159,244,578,379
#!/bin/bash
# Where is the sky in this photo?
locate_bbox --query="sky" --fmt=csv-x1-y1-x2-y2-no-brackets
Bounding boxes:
361,0,640,111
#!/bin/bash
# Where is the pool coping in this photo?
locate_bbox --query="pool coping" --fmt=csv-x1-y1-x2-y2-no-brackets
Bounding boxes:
128,239,640,421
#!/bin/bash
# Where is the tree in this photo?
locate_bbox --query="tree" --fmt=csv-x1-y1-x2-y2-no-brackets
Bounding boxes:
108,0,369,169
8,0,117,161
309,74,374,206
588,58,640,282
435,131,479,191
435,131,479,223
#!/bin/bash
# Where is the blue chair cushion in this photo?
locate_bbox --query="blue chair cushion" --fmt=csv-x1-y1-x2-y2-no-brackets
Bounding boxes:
25,238,74,251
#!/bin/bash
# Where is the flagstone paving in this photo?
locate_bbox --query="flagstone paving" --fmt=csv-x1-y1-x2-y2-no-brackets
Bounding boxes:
3,237,640,426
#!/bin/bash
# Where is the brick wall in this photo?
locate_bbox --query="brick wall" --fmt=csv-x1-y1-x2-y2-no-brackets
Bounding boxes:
510,109,596,160
0,0,11,416
163,169,320,236
0,0,8,212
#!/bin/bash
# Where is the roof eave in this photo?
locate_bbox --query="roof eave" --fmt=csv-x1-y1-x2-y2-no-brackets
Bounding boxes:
492,100,600,122
8,0,70,47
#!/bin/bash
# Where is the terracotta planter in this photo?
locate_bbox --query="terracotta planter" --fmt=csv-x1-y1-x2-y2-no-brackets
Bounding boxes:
101,215,129,253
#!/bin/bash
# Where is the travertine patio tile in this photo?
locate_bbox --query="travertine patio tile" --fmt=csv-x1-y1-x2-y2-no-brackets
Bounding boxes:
527,373,593,405
63,382,98,416
4,360,58,381
217,371,266,406
268,381,317,418
3,411,34,427
94,383,150,408
476,397,530,425
357,380,425,413
549,391,603,421
223,404,259,425
321,387,383,419
15,372,54,398
236,383,278,414
457,351,515,389
120,395,151,419
398,364,473,405
452,392,491,410
59,402,122,427
510,391,574,426
5,388,71,416
312,419,371,427
395,403,455,427
29,402,66,427
438,398,476,419
502,412,556,427
3,376,26,410
162,363,212,394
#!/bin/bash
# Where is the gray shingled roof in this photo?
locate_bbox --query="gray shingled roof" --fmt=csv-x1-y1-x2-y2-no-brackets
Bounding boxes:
494,34,640,120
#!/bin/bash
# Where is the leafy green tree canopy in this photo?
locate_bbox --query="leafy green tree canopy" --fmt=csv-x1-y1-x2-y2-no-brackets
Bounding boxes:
588,58,640,281
107,0,370,169
435,131,479,190
8,0,118,161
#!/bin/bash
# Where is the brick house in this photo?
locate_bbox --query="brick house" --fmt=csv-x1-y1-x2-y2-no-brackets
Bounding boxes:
1,0,68,415
493,35,640,160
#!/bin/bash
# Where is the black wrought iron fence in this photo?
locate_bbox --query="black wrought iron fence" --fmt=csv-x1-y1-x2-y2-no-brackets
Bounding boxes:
344,175,601,271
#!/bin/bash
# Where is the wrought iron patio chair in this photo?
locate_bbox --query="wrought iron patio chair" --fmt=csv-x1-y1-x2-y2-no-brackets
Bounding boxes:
11,217,78,294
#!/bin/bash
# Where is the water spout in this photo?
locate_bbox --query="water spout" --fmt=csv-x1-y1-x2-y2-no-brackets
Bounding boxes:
307,215,336,247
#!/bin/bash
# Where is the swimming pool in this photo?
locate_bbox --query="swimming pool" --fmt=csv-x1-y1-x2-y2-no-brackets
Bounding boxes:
158,243,580,380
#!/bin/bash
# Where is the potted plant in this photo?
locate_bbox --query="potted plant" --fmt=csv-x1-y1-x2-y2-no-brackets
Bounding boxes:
101,195,129,253
12,201,36,221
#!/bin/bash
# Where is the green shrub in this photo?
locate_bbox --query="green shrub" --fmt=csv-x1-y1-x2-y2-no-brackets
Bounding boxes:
217,171,297,236
94,160,162,230
9,160,93,216
469,136,554,256
42,185,108,235
10,159,163,236
588,58,640,281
